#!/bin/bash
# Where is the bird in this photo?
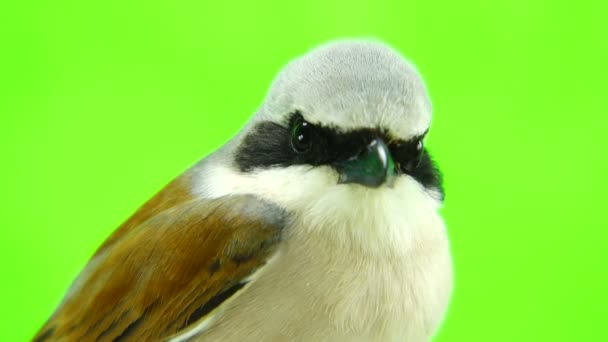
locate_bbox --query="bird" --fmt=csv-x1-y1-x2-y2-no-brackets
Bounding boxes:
33,40,452,342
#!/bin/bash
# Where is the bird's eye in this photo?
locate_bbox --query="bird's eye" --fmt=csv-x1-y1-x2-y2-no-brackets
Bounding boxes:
290,115,314,153
392,138,424,174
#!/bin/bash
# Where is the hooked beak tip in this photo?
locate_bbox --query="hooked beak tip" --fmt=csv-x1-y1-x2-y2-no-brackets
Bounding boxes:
335,138,395,188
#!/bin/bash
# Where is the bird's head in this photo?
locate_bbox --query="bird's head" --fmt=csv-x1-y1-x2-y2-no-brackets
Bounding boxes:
199,41,444,252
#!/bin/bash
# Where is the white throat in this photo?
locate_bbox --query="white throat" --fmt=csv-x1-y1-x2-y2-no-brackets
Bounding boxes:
196,163,446,258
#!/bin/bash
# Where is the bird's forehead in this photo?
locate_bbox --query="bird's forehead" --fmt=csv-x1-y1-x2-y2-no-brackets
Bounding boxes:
296,91,430,140
261,41,432,140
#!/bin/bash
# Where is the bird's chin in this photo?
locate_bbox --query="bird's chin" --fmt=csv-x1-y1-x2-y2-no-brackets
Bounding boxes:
198,163,442,256
199,163,439,216
290,174,445,256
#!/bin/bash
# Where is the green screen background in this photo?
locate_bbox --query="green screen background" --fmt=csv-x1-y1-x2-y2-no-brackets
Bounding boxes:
2,1,606,341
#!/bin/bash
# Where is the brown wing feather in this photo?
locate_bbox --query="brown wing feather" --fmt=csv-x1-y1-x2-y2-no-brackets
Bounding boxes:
93,167,199,257
33,194,286,341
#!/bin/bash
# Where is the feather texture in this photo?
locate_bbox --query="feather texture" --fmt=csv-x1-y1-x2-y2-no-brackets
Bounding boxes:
33,193,286,341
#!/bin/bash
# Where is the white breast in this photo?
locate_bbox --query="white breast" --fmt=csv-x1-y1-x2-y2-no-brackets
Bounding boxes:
192,164,453,341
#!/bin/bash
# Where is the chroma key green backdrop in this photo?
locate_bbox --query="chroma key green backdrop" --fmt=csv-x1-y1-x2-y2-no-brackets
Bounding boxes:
2,1,606,341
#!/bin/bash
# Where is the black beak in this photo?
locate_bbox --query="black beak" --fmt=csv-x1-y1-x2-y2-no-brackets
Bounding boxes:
334,138,395,188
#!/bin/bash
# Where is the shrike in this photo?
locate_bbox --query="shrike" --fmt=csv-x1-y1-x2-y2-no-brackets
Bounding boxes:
34,40,452,342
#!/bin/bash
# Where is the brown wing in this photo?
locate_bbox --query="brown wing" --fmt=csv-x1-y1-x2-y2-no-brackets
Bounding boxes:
33,194,286,341
93,166,201,258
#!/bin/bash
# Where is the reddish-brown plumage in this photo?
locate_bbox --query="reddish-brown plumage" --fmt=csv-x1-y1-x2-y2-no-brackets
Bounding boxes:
93,168,198,257
33,179,285,341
